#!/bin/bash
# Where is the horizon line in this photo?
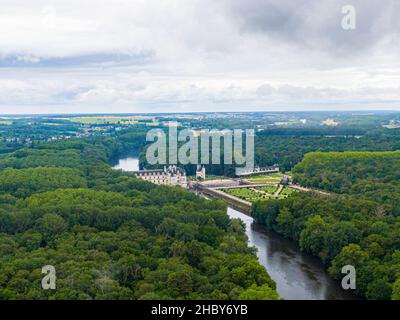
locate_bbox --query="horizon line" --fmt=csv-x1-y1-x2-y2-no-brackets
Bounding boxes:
1,109,399,117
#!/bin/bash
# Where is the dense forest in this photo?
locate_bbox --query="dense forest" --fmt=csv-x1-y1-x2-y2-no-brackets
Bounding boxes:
139,126,400,175
3,112,400,301
0,138,278,300
253,150,400,300
292,150,400,215
255,128,400,172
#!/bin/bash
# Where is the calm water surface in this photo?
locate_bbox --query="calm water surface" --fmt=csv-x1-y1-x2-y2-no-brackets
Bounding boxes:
227,207,358,300
112,157,139,171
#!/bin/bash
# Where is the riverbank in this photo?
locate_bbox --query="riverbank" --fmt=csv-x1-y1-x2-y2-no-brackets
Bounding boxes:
195,184,252,214
227,206,359,300
112,157,358,300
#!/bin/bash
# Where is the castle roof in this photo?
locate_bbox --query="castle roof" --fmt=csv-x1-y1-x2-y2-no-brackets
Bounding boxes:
134,165,186,176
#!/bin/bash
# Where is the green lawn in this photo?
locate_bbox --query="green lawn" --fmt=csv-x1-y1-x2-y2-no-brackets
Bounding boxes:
223,188,265,202
222,186,300,202
280,187,298,196
244,173,285,183
255,185,278,194
223,187,276,202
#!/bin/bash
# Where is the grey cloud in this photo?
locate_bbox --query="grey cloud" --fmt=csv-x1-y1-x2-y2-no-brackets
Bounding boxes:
256,83,400,103
223,0,400,56
0,0,399,113
257,84,344,99
0,51,155,68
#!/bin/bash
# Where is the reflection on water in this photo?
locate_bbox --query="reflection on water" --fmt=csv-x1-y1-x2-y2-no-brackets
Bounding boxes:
112,157,139,171
227,207,358,300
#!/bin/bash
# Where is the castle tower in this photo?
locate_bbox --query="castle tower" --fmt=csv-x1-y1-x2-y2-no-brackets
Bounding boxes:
196,165,206,181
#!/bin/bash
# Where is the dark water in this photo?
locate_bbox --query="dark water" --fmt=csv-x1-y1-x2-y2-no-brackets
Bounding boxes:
227,207,358,300
112,157,358,300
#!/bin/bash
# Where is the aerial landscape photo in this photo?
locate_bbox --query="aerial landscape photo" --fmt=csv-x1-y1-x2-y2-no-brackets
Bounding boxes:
1,0,400,315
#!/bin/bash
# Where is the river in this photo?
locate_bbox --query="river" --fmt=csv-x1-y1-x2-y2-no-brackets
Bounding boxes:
113,157,358,300
112,157,140,171
227,207,358,300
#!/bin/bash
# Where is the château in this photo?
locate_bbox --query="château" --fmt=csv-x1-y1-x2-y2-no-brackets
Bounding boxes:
133,165,188,188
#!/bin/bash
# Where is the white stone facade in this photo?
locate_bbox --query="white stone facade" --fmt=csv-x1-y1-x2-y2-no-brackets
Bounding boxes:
134,165,188,188
196,165,206,181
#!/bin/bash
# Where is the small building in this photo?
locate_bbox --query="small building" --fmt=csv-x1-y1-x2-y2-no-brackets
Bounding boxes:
236,165,280,177
134,165,188,188
196,165,206,181
280,176,290,185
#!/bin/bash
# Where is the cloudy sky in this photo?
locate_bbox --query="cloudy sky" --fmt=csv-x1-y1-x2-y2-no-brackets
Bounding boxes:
1,0,400,114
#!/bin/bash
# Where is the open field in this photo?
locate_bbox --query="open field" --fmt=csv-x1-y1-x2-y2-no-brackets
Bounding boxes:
243,173,286,183
61,116,157,125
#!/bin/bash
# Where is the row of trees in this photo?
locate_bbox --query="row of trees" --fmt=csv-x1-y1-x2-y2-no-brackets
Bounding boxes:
255,129,400,172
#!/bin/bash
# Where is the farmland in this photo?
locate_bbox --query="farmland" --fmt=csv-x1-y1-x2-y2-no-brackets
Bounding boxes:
63,116,158,125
